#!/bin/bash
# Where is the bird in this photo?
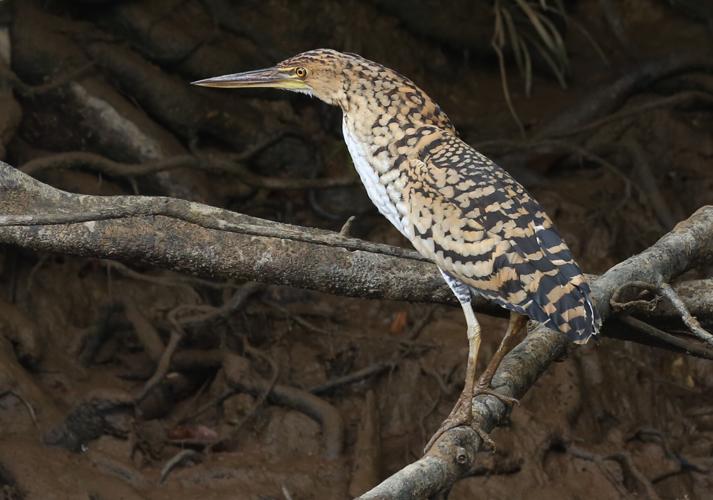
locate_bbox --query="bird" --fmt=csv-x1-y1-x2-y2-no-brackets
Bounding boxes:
192,49,601,450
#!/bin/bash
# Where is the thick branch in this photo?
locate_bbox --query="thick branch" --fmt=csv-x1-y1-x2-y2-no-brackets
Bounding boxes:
0,163,711,345
359,205,713,498
1,162,713,495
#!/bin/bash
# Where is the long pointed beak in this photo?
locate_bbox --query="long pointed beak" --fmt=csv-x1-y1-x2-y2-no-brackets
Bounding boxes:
191,67,307,90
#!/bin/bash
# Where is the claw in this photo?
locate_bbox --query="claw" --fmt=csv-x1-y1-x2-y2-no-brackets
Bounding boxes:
423,397,470,453
423,392,499,454
424,387,516,454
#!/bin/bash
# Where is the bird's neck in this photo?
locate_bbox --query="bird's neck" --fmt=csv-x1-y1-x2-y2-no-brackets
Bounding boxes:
340,82,454,134
340,91,455,169
338,77,454,160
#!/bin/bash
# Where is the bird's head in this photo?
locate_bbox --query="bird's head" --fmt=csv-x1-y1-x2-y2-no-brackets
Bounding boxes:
192,49,354,106
193,49,454,130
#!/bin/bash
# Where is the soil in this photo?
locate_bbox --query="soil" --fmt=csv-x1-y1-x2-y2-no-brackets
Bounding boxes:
1,0,713,498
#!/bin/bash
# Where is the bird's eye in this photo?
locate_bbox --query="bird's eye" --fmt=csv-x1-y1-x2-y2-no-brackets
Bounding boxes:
295,67,307,78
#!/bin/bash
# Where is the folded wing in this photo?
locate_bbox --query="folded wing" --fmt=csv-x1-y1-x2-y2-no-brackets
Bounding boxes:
403,142,600,342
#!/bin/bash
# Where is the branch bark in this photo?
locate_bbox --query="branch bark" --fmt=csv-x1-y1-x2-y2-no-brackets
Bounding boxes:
359,205,713,498
0,162,712,348
1,162,713,496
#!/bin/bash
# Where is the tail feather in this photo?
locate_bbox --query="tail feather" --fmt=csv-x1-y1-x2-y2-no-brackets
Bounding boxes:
532,280,600,343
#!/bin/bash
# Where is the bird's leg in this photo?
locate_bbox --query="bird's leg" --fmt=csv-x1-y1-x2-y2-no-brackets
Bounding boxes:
473,312,529,403
460,300,481,409
424,300,494,452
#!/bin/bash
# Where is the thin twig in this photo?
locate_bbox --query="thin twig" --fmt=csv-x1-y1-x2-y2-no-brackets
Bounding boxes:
1,390,39,428
658,283,713,346
610,281,661,313
619,316,713,360
309,361,396,395
20,150,357,190
165,282,262,329
339,215,357,237
547,91,713,139
159,449,200,484
228,342,280,436
136,323,184,402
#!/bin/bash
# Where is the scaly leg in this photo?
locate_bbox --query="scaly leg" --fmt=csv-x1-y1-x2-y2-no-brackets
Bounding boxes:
474,312,528,399
424,299,485,452
425,272,527,452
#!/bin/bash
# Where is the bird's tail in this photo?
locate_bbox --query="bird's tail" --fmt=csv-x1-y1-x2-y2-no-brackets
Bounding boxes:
570,286,601,344
524,280,601,344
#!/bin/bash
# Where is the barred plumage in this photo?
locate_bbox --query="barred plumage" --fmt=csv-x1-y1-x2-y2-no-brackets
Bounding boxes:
193,48,601,450
327,49,599,342
406,135,600,343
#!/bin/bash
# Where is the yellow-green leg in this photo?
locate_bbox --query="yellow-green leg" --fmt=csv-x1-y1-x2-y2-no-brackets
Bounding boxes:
424,299,483,452
424,309,526,453
475,312,528,393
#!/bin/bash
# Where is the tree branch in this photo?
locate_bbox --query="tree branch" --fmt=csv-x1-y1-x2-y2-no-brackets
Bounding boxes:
1,162,713,495
20,150,359,190
359,205,713,498
0,162,712,348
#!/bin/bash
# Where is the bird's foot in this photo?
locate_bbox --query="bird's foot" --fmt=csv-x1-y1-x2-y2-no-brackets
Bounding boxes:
423,392,495,454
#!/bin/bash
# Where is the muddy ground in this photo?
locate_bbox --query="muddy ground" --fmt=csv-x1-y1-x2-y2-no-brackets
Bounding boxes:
1,0,713,498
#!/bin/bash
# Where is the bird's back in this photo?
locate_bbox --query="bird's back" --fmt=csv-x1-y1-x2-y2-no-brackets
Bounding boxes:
403,131,600,341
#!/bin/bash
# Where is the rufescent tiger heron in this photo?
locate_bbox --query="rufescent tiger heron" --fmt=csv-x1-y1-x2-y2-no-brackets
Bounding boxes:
193,49,601,451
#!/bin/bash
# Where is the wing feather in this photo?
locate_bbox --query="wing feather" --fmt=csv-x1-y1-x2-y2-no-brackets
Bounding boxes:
402,145,600,341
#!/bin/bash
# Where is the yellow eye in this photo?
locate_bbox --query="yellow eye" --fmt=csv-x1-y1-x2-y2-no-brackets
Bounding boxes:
295,67,307,78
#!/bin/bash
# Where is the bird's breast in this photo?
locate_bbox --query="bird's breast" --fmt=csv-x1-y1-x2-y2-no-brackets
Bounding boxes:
342,118,410,237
